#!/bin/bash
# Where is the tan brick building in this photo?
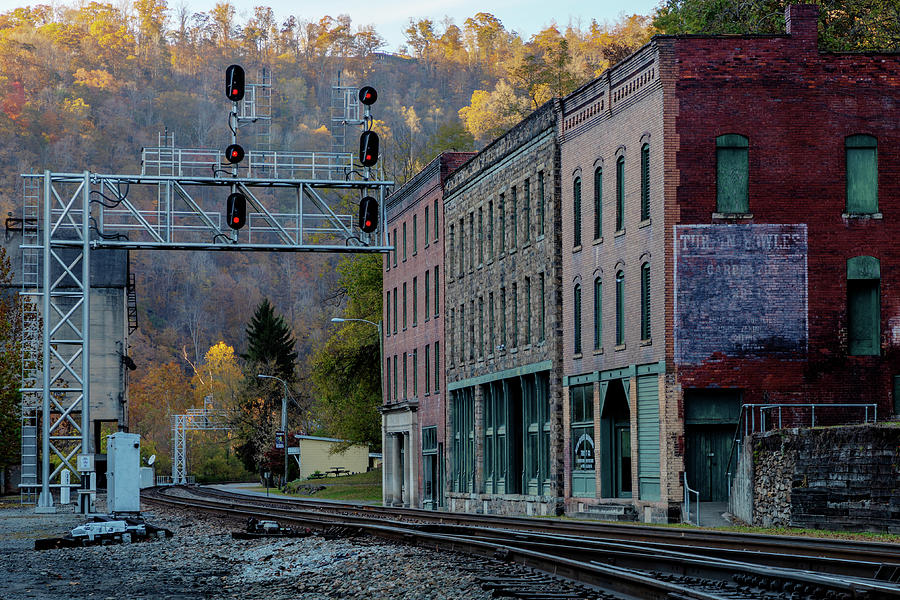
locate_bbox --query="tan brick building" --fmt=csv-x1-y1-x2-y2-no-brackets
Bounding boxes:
443,102,565,515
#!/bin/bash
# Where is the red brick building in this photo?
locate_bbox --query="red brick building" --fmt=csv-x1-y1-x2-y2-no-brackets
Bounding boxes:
381,152,473,508
560,5,900,521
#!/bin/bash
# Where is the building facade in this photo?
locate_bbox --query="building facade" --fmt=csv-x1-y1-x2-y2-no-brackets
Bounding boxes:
443,102,565,515
381,152,472,508
559,4,900,521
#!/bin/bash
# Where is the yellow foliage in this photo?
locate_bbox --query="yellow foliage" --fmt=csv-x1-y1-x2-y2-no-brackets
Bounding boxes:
62,96,90,118
73,68,119,90
191,341,243,409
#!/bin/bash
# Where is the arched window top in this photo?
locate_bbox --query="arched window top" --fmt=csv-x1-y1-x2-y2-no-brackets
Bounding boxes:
847,256,880,280
716,134,748,148
574,175,582,186
572,167,583,177
616,154,625,165
615,269,624,282
846,134,876,149
572,273,583,285
641,142,650,151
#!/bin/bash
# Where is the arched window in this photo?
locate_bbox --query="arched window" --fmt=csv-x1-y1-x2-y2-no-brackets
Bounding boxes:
593,167,602,240
615,270,625,345
640,144,650,221
574,284,582,354
615,157,625,231
640,262,651,341
593,277,602,351
573,176,582,247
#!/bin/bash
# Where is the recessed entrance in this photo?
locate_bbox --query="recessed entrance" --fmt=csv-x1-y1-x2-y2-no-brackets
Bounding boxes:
684,389,742,502
600,379,631,498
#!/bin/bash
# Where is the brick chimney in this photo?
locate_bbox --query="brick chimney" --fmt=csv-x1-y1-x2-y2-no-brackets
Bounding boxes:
785,4,819,48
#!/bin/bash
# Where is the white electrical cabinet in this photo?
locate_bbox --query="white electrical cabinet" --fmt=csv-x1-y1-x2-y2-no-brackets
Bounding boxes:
107,432,141,513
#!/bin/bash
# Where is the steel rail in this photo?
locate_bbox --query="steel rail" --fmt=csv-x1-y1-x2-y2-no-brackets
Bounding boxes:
192,485,900,569
141,487,732,600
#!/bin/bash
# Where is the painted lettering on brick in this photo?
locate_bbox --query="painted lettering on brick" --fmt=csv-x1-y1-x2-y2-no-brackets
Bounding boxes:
675,224,808,365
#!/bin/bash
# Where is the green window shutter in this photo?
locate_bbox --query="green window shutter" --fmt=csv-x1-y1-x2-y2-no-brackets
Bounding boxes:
846,135,878,214
616,157,625,231
716,134,749,214
615,271,624,345
594,167,602,239
573,177,582,247
636,375,660,501
847,256,880,356
640,144,650,221
593,278,602,351
574,284,582,354
641,263,650,340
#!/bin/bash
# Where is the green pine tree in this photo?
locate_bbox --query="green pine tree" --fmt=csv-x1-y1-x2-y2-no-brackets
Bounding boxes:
242,298,298,380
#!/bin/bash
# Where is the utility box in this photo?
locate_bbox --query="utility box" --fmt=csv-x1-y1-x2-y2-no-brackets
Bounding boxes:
139,467,155,489
107,432,141,513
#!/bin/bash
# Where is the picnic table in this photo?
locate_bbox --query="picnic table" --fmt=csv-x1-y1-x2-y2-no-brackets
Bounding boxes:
325,467,350,477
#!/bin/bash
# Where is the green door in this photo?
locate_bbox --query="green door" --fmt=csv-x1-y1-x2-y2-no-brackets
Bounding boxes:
684,426,732,501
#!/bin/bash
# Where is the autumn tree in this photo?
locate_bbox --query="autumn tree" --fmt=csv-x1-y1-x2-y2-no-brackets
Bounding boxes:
128,361,193,474
0,247,21,489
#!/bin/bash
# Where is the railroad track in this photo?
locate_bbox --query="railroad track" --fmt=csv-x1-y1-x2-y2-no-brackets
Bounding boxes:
142,485,900,600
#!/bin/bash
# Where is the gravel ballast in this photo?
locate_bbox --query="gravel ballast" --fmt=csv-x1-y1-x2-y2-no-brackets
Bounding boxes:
0,497,493,599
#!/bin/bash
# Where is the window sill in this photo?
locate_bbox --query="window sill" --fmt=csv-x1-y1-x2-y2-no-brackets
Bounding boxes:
433,314,439,319
593,348,604,355
614,229,626,238
508,248,517,255
412,252,417,257
842,212,882,220
614,343,626,351
478,263,483,270
536,234,545,242
592,237,603,246
523,242,531,250
573,352,583,359
510,347,519,354
639,218,651,229
640,338,652,347
573,244,583,253
712,212,753,220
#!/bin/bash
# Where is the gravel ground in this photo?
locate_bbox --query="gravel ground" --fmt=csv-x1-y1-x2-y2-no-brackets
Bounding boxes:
0,495,494,600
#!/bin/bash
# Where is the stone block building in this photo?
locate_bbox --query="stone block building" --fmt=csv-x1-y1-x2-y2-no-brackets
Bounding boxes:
381,152,473,508
559,4,900,522
443,102,565,515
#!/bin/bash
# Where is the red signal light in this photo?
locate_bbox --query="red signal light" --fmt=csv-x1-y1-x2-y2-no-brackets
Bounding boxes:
358,86,377,105
225,144,244,164
359,196,378,233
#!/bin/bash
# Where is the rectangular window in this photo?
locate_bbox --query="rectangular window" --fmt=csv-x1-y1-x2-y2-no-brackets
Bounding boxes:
403,282,407,329
487,201,494,260
640,263,650,340
449,309,455,366
424,270,430,322
511,282,518,348
523,178,531,243
402,221,407,261
574,284,582,354
385,233,390,271
716,134,749,214
469,300,475,360
478,208,483,265
849,281,880,356
434,341,440,392
500,287,507,349
403,352,408,399
448,224,454,277
393,287,398,334
478,297,484,357
386,356,391,401
499,193,505,253
511,186,518,248
393,228,398,267
412,276,418,327
846,135,878,214
385,290,391,336
538,171,545,236
451,389,474,492
616,157,625,232
539,273,545,342
412,215,417,255
458,217,465,276
525,277,532,345
459,303,466,363
593,278,602,350
433,199,439,240
424,204,430,246
570,383,595,497
640,144,650,221
412,349,417,397
594,167,602,240
425,344,430,394
434,267,439,316
573,177,582,247
489,292,495,354
393,354,398,400
469,212,475,271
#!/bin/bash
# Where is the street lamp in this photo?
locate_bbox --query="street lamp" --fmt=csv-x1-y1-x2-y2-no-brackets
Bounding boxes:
257,373,290,491
330,317,384,400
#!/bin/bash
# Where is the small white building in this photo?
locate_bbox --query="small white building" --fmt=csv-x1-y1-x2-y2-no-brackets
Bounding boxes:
293,435,370,480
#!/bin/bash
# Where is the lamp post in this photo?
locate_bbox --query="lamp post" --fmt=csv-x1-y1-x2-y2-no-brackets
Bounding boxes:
257,374,289,491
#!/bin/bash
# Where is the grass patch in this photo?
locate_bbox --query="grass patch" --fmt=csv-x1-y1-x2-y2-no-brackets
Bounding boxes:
246,468,383,503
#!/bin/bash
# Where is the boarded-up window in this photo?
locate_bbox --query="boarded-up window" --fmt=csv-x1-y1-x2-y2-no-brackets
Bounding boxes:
846,134,878,214
716,134,749,214
847,256,880,356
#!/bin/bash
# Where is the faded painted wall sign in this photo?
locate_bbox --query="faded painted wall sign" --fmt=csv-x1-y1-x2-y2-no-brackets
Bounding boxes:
675,224,807,365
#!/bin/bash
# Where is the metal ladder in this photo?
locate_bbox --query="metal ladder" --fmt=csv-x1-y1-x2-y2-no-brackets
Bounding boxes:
127,272,138,334
19,175,41,503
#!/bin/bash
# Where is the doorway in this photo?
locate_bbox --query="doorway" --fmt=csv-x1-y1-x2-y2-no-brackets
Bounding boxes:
600,379,631,498
683,389,742,502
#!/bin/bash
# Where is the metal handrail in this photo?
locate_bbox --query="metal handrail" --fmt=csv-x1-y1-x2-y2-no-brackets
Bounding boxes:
683,472,700,526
